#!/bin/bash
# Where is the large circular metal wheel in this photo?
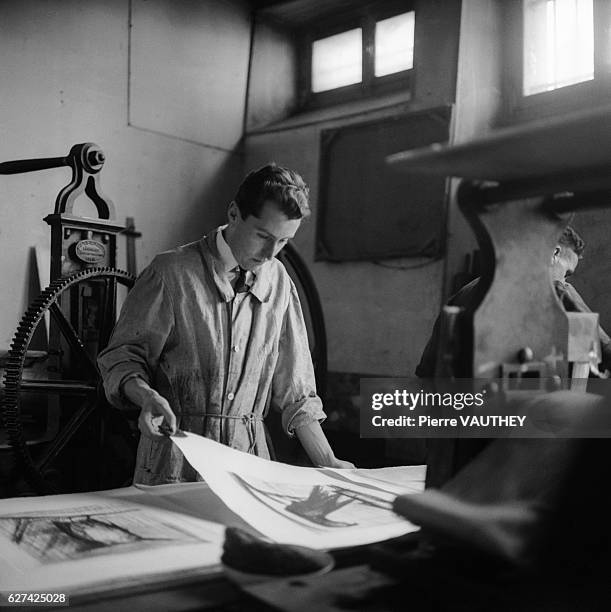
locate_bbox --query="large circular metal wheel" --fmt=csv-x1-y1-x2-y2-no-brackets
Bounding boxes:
1,268,135,495
273,244,328,464
277,243,327,397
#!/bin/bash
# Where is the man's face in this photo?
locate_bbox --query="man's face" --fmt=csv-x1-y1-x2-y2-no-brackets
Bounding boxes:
550,245,580,283
225,200,302,271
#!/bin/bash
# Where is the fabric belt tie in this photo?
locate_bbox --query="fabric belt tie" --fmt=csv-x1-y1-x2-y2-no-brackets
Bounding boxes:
202,412,262,454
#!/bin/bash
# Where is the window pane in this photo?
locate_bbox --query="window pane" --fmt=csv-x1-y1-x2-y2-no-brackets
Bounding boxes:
375,11,415,77
523,0,593,96
312,28,362,93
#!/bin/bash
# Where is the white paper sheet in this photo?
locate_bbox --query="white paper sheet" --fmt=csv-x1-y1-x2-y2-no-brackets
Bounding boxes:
0,488,224,593
172,432,424,549
0,437,425,591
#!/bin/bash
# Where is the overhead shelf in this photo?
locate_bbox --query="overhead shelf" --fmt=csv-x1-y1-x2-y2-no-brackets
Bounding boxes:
386,103,611,184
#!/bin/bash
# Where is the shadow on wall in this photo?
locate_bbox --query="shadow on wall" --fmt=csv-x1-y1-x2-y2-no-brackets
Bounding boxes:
174,153,245,244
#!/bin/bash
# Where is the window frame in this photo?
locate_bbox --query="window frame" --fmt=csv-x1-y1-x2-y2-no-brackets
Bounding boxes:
502,0,611,124
298,0,415,110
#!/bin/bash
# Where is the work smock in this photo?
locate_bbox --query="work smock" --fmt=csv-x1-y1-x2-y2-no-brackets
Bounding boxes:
97,227,326,484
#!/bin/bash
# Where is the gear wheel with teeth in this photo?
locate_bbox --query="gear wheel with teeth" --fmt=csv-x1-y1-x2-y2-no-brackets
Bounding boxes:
1,267,135,494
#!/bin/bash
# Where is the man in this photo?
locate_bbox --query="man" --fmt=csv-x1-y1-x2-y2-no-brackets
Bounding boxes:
98,164,353,485
416,225,611,378
551,227,611,371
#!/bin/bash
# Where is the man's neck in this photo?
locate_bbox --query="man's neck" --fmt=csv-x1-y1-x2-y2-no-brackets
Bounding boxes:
217,226,239,273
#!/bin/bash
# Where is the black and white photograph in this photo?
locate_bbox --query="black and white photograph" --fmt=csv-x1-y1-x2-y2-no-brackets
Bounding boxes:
1,0,611,609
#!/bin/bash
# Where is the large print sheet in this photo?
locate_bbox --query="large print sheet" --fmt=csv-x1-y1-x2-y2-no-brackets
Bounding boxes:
0,437,424,591
0,489,224,593
172,432,424,549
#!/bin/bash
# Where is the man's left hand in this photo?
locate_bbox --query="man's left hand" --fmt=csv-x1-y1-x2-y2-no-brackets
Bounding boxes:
327,457,356,469
295,421,356,469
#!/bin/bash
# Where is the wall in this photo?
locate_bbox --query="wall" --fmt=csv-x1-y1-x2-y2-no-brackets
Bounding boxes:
246,17,298,131
0,0,250,349
246,121,444,377
244,0,462,377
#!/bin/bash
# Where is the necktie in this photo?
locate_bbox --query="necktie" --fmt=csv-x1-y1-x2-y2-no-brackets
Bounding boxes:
234,267,249,293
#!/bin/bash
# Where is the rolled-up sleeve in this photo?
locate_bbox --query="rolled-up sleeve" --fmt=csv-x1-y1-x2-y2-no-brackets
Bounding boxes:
271,282,326,436
97,262,174,410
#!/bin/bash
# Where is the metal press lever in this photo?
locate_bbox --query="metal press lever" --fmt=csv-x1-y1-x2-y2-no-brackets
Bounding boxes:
0,143,114,219
0,155,69,175
0,146,105,174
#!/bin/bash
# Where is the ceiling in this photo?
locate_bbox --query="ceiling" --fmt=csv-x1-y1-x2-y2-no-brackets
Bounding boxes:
250,0,387,27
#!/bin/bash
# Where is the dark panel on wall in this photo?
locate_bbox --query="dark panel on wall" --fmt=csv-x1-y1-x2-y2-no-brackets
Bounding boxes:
316,106,452,262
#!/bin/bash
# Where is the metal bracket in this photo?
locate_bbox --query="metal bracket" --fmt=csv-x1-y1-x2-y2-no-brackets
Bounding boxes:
0,143,115,220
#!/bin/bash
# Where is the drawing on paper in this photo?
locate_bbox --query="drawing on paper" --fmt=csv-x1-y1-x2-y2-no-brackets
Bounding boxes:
231,474,394,529
0,505,206,564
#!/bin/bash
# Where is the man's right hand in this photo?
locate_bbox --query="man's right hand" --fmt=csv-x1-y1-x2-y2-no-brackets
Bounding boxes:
123,377,177,438
138,394,177,438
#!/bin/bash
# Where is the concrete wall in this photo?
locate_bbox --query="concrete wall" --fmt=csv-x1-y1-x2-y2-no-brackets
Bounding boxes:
246,17,298,131
244,0,462,377
0,0,250,349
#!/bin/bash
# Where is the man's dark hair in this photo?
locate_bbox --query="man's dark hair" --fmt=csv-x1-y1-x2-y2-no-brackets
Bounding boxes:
234,164,310,220
558,225,585,257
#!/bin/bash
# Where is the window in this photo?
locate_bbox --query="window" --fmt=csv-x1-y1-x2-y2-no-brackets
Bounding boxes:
302,4,415,107
523,0,593,95
311,28,363,92
503,0,611,121
374,12,415,77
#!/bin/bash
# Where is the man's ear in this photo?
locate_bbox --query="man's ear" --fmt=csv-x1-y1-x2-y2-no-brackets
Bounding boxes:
228,201,239,225
553,246,561,259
